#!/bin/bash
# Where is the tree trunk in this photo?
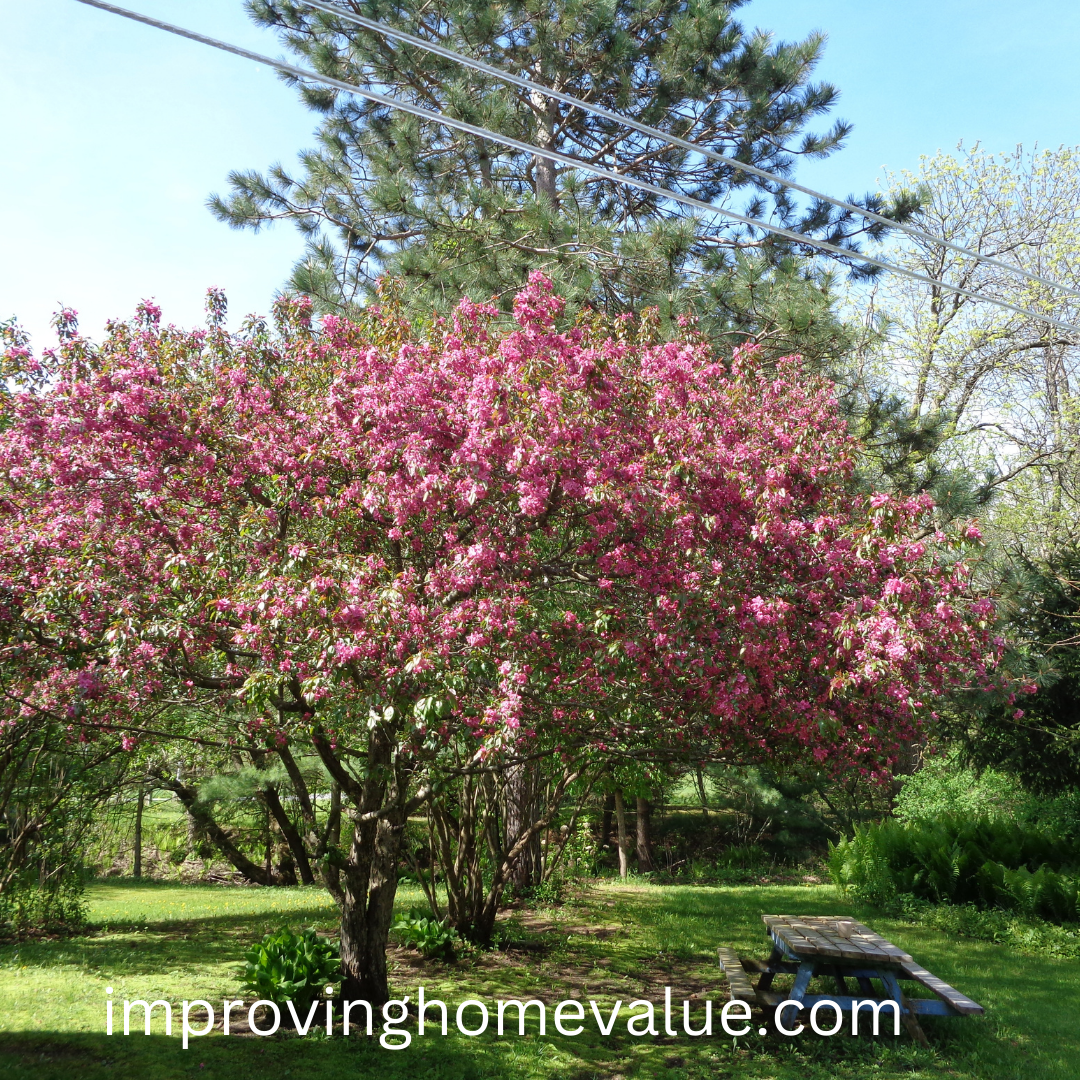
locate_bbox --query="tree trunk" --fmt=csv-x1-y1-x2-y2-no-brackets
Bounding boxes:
504,760,542,891
261,784,316,885
636,796,654,872
600,792,614,850
153,771,274,885
695,765,709,818
317,722,412,1008
614,789,630,879
337,812,405,1006
132,786,144,880
530,65,559,206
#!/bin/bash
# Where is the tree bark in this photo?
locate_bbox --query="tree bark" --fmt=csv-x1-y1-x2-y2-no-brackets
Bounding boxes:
314,721,412,1007
695,765,709,819
504,759,542,891
636,796,654,872
260,783,316,885
152,771,274,886
614,789,630,879
337,811,405,1006
600,791,614,849
132,785,144,879
530,66,559,206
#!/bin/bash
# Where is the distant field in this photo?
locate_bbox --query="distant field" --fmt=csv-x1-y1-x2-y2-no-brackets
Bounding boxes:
0,878,1075,1080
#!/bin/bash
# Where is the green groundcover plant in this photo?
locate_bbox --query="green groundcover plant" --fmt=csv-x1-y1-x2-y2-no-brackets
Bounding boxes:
390,908,460,960
239,927,339,1011
829,814,1080,922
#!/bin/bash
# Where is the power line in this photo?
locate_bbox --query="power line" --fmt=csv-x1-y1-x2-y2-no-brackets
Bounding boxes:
70,0,1080,336
301,0,1080,304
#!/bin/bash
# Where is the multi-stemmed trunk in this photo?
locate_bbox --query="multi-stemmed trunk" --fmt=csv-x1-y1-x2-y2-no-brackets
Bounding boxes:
308,719,423,1007
422,762,584,946
336,813,407,1006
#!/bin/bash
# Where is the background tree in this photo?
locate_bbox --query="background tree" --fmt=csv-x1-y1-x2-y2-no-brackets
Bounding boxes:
860,145,1080,550
212,0,916,357
944,548,1080,795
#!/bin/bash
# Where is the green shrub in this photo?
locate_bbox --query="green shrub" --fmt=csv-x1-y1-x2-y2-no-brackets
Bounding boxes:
390,909,459,960
828,814,1080,922
239,927,339,1010
0,866,87,936
898,895,1080,960
895,754,1025,823
896,751,1080,841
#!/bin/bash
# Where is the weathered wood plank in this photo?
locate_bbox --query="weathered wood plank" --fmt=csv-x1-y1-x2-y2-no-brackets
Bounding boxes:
785,920,843,958
717,947,758,1003
849,919,913,962
899,961,984,1016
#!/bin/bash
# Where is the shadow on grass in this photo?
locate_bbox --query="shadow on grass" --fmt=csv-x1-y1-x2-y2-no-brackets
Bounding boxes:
0,1023,980,1080
0,1031,489,1080
0,914,341,979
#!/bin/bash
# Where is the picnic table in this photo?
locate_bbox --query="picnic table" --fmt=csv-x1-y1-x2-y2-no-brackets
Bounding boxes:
718,915,984,1044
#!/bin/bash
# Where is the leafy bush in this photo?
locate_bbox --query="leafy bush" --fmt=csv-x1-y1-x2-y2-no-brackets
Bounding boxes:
895,751,1080,840
239,927,339,1010
898,895,1080,961
828,815,1080,922
0,866,87,936
895,754,1027,823
390,909,459,960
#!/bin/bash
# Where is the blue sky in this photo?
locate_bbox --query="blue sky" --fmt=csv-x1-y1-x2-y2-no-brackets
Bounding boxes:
3,0,1080,346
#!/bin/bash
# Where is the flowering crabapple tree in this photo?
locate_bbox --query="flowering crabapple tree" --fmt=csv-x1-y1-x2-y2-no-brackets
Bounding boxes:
0,276,999,1002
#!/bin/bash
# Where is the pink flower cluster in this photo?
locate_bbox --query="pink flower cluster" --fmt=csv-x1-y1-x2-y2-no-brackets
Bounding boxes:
0,275,1000,774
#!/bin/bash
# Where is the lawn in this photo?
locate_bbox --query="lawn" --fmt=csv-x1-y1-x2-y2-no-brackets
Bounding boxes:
0,877,1075,1080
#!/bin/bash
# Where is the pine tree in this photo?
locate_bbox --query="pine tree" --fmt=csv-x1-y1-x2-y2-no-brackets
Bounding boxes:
212,0,917,351
946,550,1080,795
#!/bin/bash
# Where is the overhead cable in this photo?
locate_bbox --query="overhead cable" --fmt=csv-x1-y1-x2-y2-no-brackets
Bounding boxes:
70,0,1080,336
301,0,1080,303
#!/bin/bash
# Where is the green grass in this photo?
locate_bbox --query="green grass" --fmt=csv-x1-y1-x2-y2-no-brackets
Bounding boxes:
0,877,1076,1080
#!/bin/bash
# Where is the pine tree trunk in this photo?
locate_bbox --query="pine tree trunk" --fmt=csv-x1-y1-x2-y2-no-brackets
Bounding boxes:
133,786,144,880
614,789,630,879
530,65,559,206
636,796,654,872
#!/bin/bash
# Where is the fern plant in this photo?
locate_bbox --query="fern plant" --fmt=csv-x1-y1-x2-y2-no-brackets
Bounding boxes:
828,814,1079,922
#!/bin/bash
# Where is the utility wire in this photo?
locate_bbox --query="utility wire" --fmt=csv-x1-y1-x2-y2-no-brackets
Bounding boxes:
70,0,1080,336
300,0,1080,304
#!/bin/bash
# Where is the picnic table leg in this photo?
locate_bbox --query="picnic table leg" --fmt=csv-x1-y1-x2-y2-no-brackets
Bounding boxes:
757,943,785,992
777,960,815,1030
880,969,930,1047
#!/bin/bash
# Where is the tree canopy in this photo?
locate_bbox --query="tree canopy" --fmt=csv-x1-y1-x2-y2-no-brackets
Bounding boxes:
0,278,997,999
211,0,916,349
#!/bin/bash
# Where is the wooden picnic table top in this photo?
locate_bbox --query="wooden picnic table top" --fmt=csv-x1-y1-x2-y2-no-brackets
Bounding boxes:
762,914,914,965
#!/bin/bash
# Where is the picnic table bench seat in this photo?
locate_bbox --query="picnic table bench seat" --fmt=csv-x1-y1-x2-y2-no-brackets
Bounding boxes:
716,946,757,1002
897,960,984,1016
717,915,984,1043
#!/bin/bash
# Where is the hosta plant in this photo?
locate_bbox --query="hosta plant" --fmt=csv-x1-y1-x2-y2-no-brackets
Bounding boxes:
390,909,459,960
240,927,339,1010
